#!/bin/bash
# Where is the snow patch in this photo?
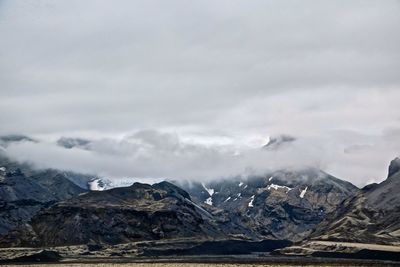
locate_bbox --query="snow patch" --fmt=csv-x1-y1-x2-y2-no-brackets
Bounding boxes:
237,193,242,198
267,184,292,192
0,167,6,172
204,197,213,205
269,176,273,181
202,183,215,196
300,186,308,198
201,183,215,205
238,182,244,187
88,179,106,191
224,196,231,202
109,178,138,188
243,185,248,189
248,195,255,207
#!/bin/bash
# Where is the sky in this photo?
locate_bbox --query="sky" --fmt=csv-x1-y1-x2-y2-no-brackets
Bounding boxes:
0,0,400,186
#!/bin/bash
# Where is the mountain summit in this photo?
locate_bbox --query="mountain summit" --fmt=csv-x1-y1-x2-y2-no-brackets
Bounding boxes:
388,157,400,178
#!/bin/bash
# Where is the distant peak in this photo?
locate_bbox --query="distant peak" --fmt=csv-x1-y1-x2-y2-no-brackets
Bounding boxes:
388,157,400,178
56,137,91,150
263,134,296,150
0,134,36,146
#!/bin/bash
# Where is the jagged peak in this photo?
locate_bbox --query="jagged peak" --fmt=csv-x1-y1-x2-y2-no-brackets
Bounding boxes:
388,157,400,178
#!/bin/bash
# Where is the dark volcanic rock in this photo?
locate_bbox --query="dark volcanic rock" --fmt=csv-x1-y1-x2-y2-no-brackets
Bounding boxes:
0,170,57,235
0,153,87,235
0,182,226,247
29,169,87,200
388,157,400,178
310,158,400,244
177,168,358,241
0,250,61,263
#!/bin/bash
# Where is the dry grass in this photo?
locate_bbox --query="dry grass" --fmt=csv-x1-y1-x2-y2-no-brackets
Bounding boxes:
308,241,400,252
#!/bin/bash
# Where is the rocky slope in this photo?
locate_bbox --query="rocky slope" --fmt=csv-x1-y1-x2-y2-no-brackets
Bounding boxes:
0,181,236,247
0,148,360,247
177,168,358,241
310,158,400,244
0,154,87,235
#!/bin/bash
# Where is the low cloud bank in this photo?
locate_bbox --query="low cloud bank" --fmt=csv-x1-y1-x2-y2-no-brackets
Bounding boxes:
3,128,400,187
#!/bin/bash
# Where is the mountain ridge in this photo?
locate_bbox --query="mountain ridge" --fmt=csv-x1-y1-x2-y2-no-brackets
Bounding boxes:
309,158,400,244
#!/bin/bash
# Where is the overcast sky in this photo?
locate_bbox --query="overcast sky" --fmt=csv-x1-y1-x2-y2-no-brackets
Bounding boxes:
1,0,400,186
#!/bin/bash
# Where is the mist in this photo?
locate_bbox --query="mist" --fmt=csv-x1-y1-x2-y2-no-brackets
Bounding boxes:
1,1,399,186
3,125,400,187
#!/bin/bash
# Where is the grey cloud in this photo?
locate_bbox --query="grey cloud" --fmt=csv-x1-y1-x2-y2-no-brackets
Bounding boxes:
3,128,400,187
0,1,399,185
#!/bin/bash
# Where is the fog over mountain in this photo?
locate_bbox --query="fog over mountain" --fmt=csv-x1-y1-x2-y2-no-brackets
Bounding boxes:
1,1,400,186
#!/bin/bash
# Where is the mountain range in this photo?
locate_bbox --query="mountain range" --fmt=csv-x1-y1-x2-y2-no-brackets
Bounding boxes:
0,136,399,262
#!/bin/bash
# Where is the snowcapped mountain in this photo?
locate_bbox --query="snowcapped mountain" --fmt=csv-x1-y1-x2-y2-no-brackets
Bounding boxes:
2,133,399,258
2,150,400,261
0,140,359,243
177,168,358,241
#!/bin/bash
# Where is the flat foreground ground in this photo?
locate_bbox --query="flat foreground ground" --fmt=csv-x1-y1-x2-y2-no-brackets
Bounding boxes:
1,263,399,267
